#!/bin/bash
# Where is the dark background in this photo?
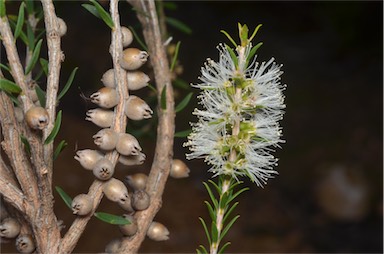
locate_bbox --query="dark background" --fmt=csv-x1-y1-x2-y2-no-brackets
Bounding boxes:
1,1,383,253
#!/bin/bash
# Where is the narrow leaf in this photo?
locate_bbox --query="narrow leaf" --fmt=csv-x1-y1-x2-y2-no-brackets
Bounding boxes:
94,212,130,225
198,245,208,254
26,22,35,51
246,42,263,68
20,135,31,155
0,78,22,94
160,86,167,110
220,215,240,241
25,39,42,75
53,140,67,160
44,110,62,145
165,17,192,34
204,201,215,221
39,58,48,75
82,4,100,18
227,187,248,204
223,202,239,225
14,2,25,40
35,85,46,108
218,242,231,254
173,78,189,90
128,25,147,51
175,92,192,113
58,67,78,100
55,186,72,209
170,41,181,72
0,63,11,72
174,129,191,138
225,44,238,68
89,0,114,29
221,30,237,48
203,182,218,209
0,0,5,17
25,0,34,14
199,217,211,245
249,24,262,43
208,179,221,195
211,221,219,243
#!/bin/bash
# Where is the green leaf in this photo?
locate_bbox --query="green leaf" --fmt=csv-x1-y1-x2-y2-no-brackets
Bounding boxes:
128,25,147,51
199,217,211,245
198,245,208,254
53,140,67,160
94,212,130,225
173,78,189,90
25,39,42,75
223,202,239,225
220,215,240,241
208,179,221,195
220,30,237,48
203,182,218,209
225,44,238,69
44,110,62,145
55,186,72,209
25,0,34,14
165,17,192,35
14,2,25,40
170,41,181,72
238,23,249,46
160,86,167,110
26,22,35,50
0,0,5,17
89,0,114,29
248,24,262,43
211,221,219,243
175,92,192,113
82,4,100,18
0,63,11,72
174,129,191,138
227,187,248,204
35,85,46,108
58,67,78,100
246,42,263,68
204,201,215,221
218,241,231,254
162,2,177,10
39,58,48,75
20,135,31,155
0,78,22,94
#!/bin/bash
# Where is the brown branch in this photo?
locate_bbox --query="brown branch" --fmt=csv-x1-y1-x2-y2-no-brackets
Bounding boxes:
120,0,175,252
59,0,129,252
0,16,34,112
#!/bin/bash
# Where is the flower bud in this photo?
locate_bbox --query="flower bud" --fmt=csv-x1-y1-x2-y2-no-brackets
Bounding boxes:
71,194,93,216
86,108,114,128
147,221,169,241
93,158,114,181
90,87,119,109
15,234,35,253
120,48,148,70
131,190,150,211
119,214,137,236
170,159,190,179
121,26,133,48
127,71,150,90
0,217,21,238
25,106,49,130
103,178,129,203
116,133,142,156
93,128,118,151
124,173,147,190
118,152,146,166
125,95,153,121
74,149,104,170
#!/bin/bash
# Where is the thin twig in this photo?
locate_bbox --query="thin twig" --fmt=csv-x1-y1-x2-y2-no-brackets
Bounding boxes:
59,0,129,252
120,0,175,252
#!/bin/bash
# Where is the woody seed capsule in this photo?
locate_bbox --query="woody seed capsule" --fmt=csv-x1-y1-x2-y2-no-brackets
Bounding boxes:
124,173,147,190
25,106,49,130
86,108,114,128
71,194,93,216
120,48,148,70
74,149,104,170
0,217,21,238
90,87,119,109
116,133,142,156
93,128,118,151
125,95,153,121
118,152,146,166
15,234,35,253
93,158,114,180
147,221,170,241
119,214,138,236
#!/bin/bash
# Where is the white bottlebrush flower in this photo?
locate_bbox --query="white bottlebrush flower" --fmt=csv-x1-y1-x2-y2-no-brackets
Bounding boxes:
185,42,285,187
